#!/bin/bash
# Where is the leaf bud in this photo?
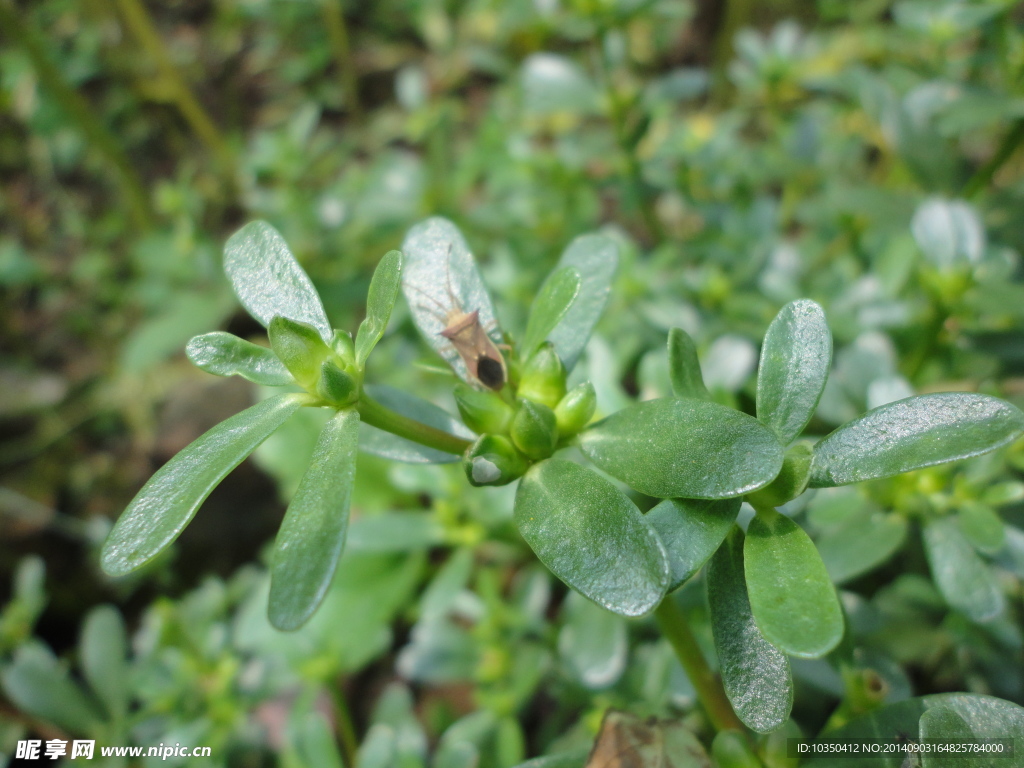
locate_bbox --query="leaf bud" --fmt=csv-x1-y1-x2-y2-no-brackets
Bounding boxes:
554,381,597,436
453,383,514,435
518,343,567,409
316,360,358,407
746,442,812,509
269,316,330,388
511,399,559,460
463,434,528,487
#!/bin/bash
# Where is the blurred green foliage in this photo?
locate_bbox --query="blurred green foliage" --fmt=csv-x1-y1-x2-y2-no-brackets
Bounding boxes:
2,0,1024,765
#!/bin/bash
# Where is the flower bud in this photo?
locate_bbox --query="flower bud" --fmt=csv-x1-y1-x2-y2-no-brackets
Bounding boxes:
453,383,514,435
331,329,356,367
554,381,596,436
746,442,812,509
511,399,559,460
316,360,358,407
517,343,567,409
463,434,528,487
269,316,330,388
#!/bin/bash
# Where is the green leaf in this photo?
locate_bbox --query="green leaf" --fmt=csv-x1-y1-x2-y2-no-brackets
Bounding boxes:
709,528,793,733
809,393,1024,488
186,332,293,386
647,497,739,591
546,233,618,370
918,706,974,768
359,385,472,464
711,730,762,768
817,510,908,585
421,548,474,620
911,197,984,269
101,394,302,576
667,327,710,400
357,724,398,768
557,591,628,690
223,221,332,342
269,409,360,631
0,644,101,734
348,512,446,553
746,443,812,509
356,250,403,368
520,266,581,360
514,459,669,616
956,503,1005,554
80,605,128,723
923,517,1004,623
512,753,587,768
744,510,844,658
580,398,784,499
756,299,832,446
269,315,331,388
812,693,1024,768
292,711,346,768
400,217,502,383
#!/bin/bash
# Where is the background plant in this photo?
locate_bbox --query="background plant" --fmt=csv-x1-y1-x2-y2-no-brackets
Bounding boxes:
3,0,1024,766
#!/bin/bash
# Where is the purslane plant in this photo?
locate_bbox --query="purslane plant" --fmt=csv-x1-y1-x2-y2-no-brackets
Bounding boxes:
101,216,1024,736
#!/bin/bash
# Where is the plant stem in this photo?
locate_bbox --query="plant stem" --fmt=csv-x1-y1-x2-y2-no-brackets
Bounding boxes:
962,117,1024,198
0,0,154,229
114,0,236,182
654,596,745,734
321,0,362,122
330,685,359,767
357,394,472,455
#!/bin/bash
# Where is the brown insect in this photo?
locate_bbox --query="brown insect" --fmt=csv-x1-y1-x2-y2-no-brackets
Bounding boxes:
408,246,507,391
585,710,710,768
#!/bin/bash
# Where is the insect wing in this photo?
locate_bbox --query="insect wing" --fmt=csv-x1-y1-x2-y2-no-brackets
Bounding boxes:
585,711,710,768
440,311,507,390
401,218,503,383
585,712,658,768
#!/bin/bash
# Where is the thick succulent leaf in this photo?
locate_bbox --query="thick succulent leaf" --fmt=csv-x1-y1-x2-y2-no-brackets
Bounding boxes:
557,591,628,690
348,512,446,552
292,711,346,768
520,266,581,360
359,385,472,464
400,217,502,383
810,393,1024,488
667,327,710,400
269,409,359,631
709,528,793,733
817,510,908,585
744,510,844,658
186,331,292,386
956,503,1005,554
269,315,329,387
1,643,101,734
545,234,618,370
512,754,587,768
356,250,403,368
101,394,302,576
756,299,832,445
80,605,128,722
223,221,332,342
923,517,1004,623
911,197,985,269
812,694,1024,768
514,459,669,616
647,497,739,590
579,398,784,499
